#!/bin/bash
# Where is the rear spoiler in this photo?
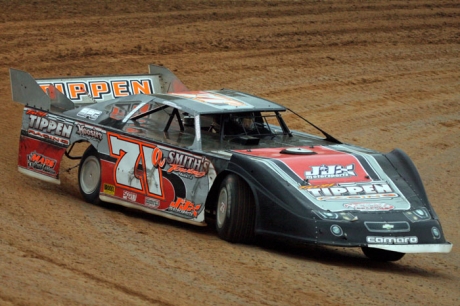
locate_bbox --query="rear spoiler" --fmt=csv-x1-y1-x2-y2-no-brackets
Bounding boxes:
10,65,188,110
10,68,71,111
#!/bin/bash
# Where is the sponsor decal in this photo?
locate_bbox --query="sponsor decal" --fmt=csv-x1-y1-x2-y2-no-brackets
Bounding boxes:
166,151,209,179
76,123,104,141
306,181,399,201
299,183,335,190
27,151,57,174
123,190,138,202
27,112,73,145
145,197,160,209
103,183,115,195
77,108,103,120
26,109,47,118
27,129,70,145
305,164,357,180
28,114,72,138
366,236,418,244
168,197,202,218
343,203,395,211
39,78,156,102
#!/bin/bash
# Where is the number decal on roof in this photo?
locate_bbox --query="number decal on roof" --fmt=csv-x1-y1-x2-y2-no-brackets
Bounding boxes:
170,91,254,109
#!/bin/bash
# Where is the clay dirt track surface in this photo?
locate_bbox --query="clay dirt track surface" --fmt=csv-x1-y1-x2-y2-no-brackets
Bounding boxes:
0,0,459,305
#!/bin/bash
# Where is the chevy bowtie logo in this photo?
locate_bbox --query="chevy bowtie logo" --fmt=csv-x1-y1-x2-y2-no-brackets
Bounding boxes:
382,223,394,230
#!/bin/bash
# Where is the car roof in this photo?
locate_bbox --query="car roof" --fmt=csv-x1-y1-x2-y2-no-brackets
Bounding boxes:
152,89,286,115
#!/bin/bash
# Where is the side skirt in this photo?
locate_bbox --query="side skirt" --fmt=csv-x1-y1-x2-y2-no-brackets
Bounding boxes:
18,167,60,184
99,194,207,227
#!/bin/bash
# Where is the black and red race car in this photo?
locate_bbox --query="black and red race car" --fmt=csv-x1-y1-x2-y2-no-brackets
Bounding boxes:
10,65,452,261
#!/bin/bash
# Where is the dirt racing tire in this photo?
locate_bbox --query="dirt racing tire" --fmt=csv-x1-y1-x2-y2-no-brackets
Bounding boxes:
216,174,256,243
361,247,405,262
78,146,102,204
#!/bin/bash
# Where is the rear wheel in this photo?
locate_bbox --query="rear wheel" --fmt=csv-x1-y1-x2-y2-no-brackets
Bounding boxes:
78,146,101,204
216,174,256,243
361,247,405,262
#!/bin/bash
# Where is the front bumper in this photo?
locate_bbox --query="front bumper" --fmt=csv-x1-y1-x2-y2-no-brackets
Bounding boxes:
312,216,453,253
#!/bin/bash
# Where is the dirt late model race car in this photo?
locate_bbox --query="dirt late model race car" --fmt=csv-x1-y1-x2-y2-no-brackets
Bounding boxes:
10,65,452,261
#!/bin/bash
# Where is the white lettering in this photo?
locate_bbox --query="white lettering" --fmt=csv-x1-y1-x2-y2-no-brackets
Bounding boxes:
330,187,348,196
347,186,363,195
39,118,49,130
366,236,418,244
29,114,38,127
374,184,392,193
305,164,357,179
307,182,399,200
47,120,57,132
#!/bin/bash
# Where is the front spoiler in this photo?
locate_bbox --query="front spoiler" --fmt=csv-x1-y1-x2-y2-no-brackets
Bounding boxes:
367,242,453,253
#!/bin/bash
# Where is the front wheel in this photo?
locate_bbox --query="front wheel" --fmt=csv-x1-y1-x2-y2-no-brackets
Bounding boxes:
78,146,102,204
361,247,405,262
216,174,256,243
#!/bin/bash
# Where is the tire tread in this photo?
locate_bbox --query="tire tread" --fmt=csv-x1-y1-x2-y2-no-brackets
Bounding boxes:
217,174,256,244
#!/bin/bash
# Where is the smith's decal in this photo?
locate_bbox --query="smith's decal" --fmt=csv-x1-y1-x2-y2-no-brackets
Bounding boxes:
166,151,210,179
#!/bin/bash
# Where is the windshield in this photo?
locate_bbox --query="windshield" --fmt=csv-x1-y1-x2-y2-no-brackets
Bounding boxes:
203,111,287,138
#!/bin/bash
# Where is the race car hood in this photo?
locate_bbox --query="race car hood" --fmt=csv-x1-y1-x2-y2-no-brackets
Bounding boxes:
232,145,420,212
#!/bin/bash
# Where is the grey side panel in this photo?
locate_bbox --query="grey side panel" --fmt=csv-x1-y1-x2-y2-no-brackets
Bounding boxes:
148,64,189,93
10,68,50,110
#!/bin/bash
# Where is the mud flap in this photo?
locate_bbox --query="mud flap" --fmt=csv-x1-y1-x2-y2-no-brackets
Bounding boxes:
18,135,67,184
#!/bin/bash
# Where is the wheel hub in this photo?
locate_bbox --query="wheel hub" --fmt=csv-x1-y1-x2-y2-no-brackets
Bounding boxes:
217,188,228,228
80,156,100,194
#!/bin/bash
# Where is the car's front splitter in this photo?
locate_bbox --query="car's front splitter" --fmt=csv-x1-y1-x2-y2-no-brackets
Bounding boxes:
366,243,452,253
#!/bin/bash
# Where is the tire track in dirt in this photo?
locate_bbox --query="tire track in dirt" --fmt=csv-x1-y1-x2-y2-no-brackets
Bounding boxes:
76,203,333,305
4,244,173,305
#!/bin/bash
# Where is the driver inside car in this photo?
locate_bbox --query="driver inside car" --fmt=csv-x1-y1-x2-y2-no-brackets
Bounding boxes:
222,113,259,136
240,116,255,131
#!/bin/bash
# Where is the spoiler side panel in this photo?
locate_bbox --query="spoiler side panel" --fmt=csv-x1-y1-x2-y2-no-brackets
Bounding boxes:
148,64,189,93
10,68,51,110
